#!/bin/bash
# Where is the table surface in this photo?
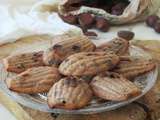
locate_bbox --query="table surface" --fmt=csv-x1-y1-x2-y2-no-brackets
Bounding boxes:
0,104,16,120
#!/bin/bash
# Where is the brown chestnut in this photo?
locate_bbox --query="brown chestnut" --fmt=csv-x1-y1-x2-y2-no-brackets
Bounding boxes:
95,17,110,32
154,22,160,33
117,31,135,40
78,13,95,29
146,15,159,27
84,31,98,37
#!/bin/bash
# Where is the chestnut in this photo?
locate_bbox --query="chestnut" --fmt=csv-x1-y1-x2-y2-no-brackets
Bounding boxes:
154,22,160,33
78,13,95,29
146,15,159,27
117,31,135,40
95,17,110,32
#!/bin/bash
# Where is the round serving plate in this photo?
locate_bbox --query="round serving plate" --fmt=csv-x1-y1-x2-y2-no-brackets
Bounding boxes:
0,46,158,114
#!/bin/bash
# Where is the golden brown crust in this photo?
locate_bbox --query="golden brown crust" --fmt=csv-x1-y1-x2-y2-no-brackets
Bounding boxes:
47,77,93,110
6,66,61,94
96,37,129,55
3,51,44,73
43,35,96,66
90,72,141,101
112,58,156,79
59,52,120,76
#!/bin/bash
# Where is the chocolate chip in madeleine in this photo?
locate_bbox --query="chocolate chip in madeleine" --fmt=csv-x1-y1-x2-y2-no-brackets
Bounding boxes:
52,44,62,50
72,45,81,52
117,31,135,40
47,77,93,110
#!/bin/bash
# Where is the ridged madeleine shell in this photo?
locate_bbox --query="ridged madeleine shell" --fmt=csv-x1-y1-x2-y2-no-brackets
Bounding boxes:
3,51,44,73
113,58,156,79
47,77,93,109
59,52,120,76
96,37,129,55
6,66,61,94
43,35,96,66
90,72,141,101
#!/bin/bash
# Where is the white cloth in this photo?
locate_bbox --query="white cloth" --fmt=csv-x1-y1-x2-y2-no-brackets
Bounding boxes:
0,0,81,45
0,104,16,120
0,0,160,45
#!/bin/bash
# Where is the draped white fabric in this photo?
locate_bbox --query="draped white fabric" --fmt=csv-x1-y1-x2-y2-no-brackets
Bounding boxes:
0,104,16,120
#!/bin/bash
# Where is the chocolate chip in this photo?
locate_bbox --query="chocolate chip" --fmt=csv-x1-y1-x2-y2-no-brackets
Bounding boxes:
78,13,95,29
81,75,93,83
72,45,81,52
51,113,59,118
105,59,114,69
62,100,66,104
86,53,93,56
117,31,135,40
146,15,159,27
95,17,110,32
59,14,78,25
52,44,62,50
33,52,43,57
22,73,30,77
33,59,38,62
48,59,61,66
64,77,77,87
17,63,25,69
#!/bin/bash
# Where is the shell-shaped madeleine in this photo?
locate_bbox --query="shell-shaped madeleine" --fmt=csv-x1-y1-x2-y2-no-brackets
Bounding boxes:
96,37,129,55
90,72,141,101
3,51,44,73
47,77,93,110
6,66,61,94
113,58,156,79
59,52,120,76
43,35,96,66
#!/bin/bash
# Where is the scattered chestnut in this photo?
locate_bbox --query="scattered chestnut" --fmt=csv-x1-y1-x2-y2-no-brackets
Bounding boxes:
117,31,135,40
78,13,95,29
154,22,160,33
95,17,110,32
146,15,159,27
84,31,98,37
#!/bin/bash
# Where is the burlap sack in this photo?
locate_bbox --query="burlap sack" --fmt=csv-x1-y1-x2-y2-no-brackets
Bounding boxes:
32,0,160,24
59,0,160,24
